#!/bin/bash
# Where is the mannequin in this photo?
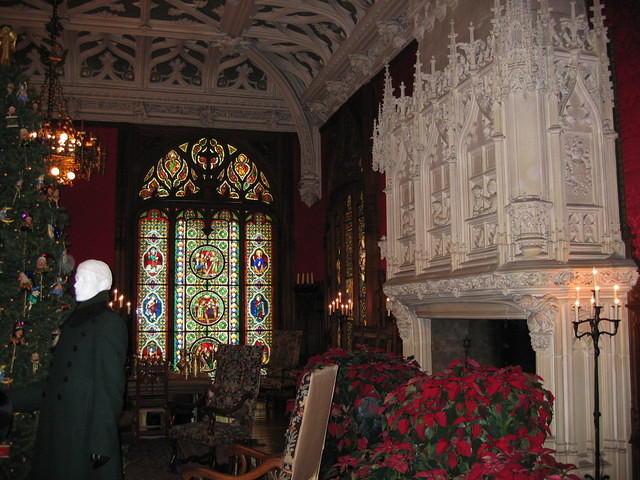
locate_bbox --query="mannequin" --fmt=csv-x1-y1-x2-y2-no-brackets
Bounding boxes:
74,259,113,301
7,259,128,480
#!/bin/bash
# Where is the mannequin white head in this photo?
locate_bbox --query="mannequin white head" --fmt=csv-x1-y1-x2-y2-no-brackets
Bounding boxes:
74,260,113,302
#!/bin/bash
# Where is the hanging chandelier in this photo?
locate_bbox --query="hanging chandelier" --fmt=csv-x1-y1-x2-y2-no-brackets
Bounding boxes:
38,0,105,184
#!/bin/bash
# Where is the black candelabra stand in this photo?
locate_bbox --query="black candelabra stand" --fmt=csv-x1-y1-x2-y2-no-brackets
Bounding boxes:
573,293,621,480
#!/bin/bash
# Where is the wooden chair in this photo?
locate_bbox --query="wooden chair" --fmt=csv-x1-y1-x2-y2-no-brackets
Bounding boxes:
169,344,264,471
181,363,338,480
134,357,170,439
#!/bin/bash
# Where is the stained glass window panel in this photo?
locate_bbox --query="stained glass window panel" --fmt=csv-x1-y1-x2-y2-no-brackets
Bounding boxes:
137,209,170,359
358,191,367,325
174,209,241,372
244,212,273,361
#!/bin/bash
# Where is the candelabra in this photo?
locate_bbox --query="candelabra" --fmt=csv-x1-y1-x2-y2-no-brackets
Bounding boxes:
572,274,622,480
328,291,353,349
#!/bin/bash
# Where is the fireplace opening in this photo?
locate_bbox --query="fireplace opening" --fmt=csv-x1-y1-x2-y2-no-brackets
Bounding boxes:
430,319,535,374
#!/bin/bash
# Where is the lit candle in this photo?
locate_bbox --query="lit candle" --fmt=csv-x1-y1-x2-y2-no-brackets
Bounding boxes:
386,297,391,316
594,286,600,306
614,284,619,301
119,294,124,309
574,299,580,322
113,288,118,301
613,298,620,320
108,301,113,310
126,301,131,315
590,296,595,315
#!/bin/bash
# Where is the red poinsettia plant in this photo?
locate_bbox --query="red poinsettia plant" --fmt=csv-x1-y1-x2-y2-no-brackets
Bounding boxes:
304,347,424,478
328,360,579,480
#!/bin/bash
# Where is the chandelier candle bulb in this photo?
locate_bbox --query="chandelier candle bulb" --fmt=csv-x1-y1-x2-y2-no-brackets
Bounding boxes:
119,294,124,309
126,301,131,315
594,285,601,306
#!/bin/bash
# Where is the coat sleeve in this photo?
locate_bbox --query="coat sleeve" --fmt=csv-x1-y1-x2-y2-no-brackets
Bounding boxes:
87,314,128,457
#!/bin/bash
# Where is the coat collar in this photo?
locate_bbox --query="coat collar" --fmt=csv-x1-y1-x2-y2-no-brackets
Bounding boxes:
64,290,111,327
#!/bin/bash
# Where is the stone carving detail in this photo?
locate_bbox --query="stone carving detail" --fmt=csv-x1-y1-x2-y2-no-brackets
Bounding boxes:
470,178,497,217
568,212,598,244
149,38,207,86
507,200,550,257
384,268,638,301
78,32,136,82
401,208,415,236
431,231,451,259
512,294,558,352
385,296,417,346
431,194,450,226
563,135,592,198
401,240,415,267
217,55,267,91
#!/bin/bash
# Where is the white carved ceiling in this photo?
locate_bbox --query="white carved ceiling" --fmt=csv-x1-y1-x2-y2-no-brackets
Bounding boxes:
2,0,417,203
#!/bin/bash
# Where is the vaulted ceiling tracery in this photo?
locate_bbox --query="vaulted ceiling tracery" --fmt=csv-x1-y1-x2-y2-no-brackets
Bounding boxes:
1,0,416,203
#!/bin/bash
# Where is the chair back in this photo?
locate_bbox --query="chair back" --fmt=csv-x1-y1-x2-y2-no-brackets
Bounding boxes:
269,330,302,370
211,344,264,427
282,364,338,480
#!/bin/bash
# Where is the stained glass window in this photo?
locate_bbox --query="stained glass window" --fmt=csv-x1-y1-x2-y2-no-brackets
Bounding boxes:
135,138,274,371
136,209,170,359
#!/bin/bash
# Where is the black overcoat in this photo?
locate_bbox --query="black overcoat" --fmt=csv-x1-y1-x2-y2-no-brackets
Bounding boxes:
9,290,128,480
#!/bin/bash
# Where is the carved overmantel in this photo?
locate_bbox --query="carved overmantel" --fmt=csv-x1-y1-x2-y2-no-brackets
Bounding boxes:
374,0,638,478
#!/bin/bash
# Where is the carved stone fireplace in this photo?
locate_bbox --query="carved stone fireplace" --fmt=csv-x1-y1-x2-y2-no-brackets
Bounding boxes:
373,1,638,477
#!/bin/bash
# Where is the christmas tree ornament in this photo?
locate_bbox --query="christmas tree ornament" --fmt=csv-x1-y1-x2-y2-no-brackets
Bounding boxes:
35,254,48,273
16,81,28,103
17,271,32,290
5,83,14,96
4,105,17,128
20,212,32,231
50,277,64,296
47,223,54,238
12,178,23,204
30,352,39,374
27,286,40,310
0,364,11,384
0,207,12,223
35,174,45,190
46,184,59,207
59,250,74,275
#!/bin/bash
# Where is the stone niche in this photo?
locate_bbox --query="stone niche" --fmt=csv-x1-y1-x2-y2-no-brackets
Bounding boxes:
374,1,638,478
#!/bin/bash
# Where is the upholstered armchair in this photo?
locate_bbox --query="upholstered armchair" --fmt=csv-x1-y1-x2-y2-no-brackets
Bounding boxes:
169,344,264,470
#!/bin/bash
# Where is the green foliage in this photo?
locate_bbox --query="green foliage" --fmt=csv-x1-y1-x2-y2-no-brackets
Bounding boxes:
0,64,74,479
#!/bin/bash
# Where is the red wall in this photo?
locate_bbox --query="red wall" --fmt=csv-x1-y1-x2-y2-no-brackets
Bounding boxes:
293,138,327,282
60,126,118,270
606,0,640,259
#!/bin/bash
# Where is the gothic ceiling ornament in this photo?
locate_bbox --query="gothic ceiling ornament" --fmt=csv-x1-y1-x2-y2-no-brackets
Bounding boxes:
2,0,416,204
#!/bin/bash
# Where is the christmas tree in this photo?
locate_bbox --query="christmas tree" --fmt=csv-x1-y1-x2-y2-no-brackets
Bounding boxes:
0,47,75,479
